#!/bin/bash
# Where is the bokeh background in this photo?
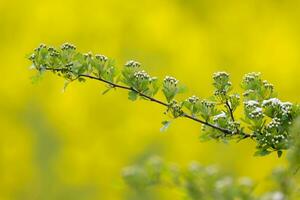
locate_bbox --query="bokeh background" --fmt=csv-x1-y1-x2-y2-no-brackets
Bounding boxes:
1,0,300,199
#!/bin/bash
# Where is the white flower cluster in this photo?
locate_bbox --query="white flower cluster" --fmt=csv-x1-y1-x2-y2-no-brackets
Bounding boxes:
169,100,183,117
134,70,150,80
125,60,141,67
272,135,287,143
249,107,263,119
267,117,281,129
201,100,215,108
164,76,179,86
244,100,259,109
47,46,56,52
170,101,182,110
61,43,76,50
243,72,261,83
213,71,229,80
214,89,228,96
262,98,281,107
262,131,287,146
262,98,293,117
187,95,200,104
213,112,226,121
50,50,59,57
45,47,60,57
263,80,274,90
281,102,292,116
95,54,108,62
228,121,240,133
83,52,93,58
244,100,262,119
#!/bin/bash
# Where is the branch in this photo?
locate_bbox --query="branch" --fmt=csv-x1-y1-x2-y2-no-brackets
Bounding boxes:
28,43,299,157
45,67,235,135
225,99,240,134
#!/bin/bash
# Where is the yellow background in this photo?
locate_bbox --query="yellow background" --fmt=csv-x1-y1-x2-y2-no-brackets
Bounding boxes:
0,0,299,199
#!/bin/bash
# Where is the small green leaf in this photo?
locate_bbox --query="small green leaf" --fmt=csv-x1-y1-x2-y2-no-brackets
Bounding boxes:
128,90,138,101
160,121,171,132
277,150,283,158
254,149,271,157
62,80,70,93
30,73,43,84
78,77,86,82
102,87,112,95
177,84,187,94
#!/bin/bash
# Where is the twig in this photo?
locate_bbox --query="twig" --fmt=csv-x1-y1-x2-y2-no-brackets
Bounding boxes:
44,67,250,137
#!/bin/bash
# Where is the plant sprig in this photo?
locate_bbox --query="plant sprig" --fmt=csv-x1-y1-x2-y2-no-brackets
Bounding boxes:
122,155,296,200
28,43,300,157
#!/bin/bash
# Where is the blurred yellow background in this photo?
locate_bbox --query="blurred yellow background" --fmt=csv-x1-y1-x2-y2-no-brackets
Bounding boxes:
1,0,300,199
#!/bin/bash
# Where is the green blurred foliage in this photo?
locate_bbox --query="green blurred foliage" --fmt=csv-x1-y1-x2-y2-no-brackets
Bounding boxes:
1,0,300,199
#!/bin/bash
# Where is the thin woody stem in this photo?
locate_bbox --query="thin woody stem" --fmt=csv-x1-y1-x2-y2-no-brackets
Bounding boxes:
44,67,250,137
225,99,240,134
225,100,236,122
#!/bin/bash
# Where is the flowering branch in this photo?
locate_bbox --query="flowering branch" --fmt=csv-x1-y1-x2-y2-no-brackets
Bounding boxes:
28,43,300,157
44,67,234,135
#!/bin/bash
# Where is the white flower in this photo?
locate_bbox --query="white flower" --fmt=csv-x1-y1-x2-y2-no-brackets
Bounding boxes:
134,70,150,80
95,54,108,62
187,95,200,104
164,76,178,85
262,98,282,107
213,71,229,80
243,72,261,83
61,43,76,50
244,100,259,109
267,117,281,129
281,102,293,116
125,60,141,67
249,107,263,119
263,80,274,90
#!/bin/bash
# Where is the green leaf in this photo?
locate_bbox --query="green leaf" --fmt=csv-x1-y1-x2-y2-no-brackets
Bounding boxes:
177,84,187,94
277,150,283,158
160,121,171,132
30,73,43,84
128,90,138,101
78,77,86,82
254,149,272,157
62,80,71,93
102,86,112,95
